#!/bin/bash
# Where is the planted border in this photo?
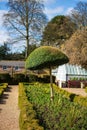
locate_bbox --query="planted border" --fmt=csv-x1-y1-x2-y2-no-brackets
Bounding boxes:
85,87,87,93
25,82,87,130
53,84,87,107
18,83,44,130
0,83,8,96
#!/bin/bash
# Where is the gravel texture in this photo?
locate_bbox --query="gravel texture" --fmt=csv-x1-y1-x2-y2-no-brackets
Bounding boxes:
0,85,20,130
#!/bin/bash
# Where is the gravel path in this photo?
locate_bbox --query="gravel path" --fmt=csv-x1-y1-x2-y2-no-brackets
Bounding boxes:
62,88,87,97
0,85,20,130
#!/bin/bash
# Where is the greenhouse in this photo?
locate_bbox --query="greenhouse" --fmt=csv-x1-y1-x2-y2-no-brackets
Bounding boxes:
52,64,87,88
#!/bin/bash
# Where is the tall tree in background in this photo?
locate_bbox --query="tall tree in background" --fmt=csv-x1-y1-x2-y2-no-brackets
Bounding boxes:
64,29,87,69
4,0,47,58
69,1,87,28
0,43,10,60
41,15,77,47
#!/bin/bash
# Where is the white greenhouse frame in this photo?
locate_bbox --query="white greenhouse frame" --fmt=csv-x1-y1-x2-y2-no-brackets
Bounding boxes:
52,64,87,88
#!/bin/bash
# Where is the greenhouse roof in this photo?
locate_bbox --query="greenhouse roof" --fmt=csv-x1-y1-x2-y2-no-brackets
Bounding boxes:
52,64,87,76
65,64,87,75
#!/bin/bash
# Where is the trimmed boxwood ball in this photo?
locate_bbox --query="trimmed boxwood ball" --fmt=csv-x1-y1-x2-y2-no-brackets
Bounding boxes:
26,46,69,70
26,46,69,101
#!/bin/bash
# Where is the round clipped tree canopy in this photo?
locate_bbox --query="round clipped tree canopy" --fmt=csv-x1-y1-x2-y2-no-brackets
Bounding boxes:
25,46,69,70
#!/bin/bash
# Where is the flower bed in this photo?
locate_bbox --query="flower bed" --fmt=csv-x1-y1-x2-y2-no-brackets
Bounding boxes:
18,83,44,130
24,82,87,130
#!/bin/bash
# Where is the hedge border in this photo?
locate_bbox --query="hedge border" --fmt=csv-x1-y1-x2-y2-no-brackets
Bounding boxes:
0,83,8,96
18,83,44,130
53,84,87,107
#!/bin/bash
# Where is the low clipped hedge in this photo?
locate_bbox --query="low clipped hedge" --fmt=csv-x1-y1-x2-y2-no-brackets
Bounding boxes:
85,87,87,93
0,73,29,85
0,83,8,96
54,84,87,107
73,95,87,107
18,83,44,130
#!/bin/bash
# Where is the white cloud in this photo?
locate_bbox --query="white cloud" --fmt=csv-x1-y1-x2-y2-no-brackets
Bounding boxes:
45,6,64,20
0,10,9,44
0,10,7,25
66,7,73,15
43,0,56,5
0,30,10,44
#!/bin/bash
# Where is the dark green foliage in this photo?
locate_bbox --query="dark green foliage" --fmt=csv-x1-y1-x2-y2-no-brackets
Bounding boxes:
26,46,69,70
29,74,38,82
41,15,77,46
40,75,55,83
0,73,29,85
0,43,10,60
13,74,28,83
29,74,55,83
0,73,11,83
25,82,87,130
51,15,65,23
6,44,37,60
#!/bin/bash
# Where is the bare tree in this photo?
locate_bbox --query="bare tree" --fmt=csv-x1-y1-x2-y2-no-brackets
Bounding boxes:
4,0,47,58
70,1,87,29
64,29,87,69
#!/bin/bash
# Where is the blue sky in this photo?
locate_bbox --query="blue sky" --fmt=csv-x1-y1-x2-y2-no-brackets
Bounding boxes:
0,0,86,51
44,0,87,20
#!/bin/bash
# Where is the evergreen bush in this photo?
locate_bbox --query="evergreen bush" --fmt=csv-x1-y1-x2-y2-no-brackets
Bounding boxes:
18,83,44,130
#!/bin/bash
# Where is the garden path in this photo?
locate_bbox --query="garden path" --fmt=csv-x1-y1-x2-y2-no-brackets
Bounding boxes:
0,85,20,130
62,88,87,97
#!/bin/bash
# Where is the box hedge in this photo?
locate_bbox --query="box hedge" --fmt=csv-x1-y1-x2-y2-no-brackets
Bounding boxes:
0,83,8,96
18,83,44,130
54,84,87,107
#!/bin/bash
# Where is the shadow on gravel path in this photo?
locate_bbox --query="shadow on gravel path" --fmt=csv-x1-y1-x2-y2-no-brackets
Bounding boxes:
0,85,20,130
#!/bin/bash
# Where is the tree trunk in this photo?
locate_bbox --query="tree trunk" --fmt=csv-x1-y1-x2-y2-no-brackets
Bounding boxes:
25,36,29,58
49,66,54,101
25,0,29,58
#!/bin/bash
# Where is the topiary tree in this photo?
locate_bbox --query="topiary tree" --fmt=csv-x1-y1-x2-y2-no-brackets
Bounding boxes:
26,46,69,101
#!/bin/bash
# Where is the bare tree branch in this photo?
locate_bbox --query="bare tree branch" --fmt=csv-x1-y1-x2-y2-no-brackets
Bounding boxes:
4,0,47,58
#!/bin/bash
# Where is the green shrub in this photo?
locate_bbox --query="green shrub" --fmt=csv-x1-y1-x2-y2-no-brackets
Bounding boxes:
54,84,87,107
29,74,38,82
0,83,8,96
26,46,69,70
85,87,87,93
25,82,87,130
28,74,55,83
74,95,87,107
18,83,44,130
11,74,29,85
0,73,11,83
